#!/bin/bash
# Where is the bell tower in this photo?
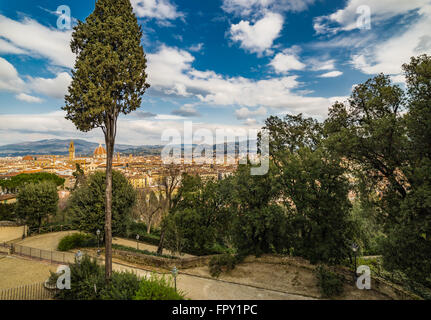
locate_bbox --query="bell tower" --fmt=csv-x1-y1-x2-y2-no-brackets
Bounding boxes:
69,140,75,161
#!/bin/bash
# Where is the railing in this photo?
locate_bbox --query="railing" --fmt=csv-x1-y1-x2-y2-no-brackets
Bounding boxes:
11,244,76,265
0,282,56,300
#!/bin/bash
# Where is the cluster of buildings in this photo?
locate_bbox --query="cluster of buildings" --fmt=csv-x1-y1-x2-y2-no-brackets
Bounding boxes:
0,141,239,199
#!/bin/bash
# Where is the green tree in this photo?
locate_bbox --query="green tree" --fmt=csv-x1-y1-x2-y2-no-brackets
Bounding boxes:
164,175,234,255
16,181,59,228
0,172,65,194
67,171,136,238
63,0,150,281
324,55,431,287
382,55,431,287
263,114,355,264
229,162,288,256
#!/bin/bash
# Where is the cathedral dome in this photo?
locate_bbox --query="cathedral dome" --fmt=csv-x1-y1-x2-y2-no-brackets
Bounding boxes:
94,144,107,158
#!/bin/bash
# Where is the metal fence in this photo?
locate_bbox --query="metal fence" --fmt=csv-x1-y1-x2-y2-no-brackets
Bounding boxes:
0,242,76,265
0,282,56,300
13,244,76,264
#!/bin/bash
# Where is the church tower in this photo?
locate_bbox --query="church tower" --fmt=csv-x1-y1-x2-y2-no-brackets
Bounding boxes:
69,140,75,161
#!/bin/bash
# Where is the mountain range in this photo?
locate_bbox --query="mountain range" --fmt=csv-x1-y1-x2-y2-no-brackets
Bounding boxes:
0,139,257,157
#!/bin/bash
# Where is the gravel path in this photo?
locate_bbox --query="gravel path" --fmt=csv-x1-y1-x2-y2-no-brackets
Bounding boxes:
16,231,78,251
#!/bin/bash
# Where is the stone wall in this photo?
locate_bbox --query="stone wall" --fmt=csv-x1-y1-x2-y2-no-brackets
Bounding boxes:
0,221,20,227
111,249,218,270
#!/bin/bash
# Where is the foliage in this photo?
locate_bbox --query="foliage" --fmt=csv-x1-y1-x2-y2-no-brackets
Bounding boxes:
349,200,386,256
112,244,177,259
163,174,233,256
0,172,65,194
99,271,141,300
133,274,184,300
315,265,344,298
16,181,59,228
63,0,150,132
67,170,136,237
209,253,239,278
122,221,161,245
262,114,355,264
325,55,431,288
57,233,98,251
27,223,73,236
0,203,16,221
53,255,140,300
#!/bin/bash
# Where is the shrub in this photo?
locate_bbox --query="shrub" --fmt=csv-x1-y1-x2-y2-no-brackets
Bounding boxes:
57,233,97,251
52,255,141,300
133,274,184,300
53,255,105,300
100,272,141,300
112,244,178,259
209,253,239,278
315,265,344,298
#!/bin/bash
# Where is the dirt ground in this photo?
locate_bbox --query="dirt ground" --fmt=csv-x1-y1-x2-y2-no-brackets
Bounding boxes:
0,226,26,243
184,260,390,300
108,261,313,300
0,255,57,289
16,231,78,251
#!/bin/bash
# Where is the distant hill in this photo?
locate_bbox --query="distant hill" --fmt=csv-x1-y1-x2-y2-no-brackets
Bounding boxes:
0,139,257,157
0,139,148,157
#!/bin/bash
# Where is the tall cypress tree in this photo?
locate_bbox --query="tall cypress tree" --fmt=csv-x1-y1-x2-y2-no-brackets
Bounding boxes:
63,0,149,281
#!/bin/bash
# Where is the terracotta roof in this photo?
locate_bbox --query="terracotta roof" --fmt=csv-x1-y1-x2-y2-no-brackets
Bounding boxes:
0,194,16,201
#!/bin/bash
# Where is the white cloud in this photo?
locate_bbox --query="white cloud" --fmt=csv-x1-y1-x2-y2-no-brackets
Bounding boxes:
0,57,25,93
0,39,28,55
0,110,261,146
235,106,267,119
222,0,315,17
171,104,201,117
313,0,429,34
147,45,346,117
28,72,72,99
307,58,336,71
243,118,258,126
15,93,43,103
229,12,283,55
351,5,431,76
131,0,183,20
319,70,343,78
269,48,305,73
189,43,204,52
0,14,74,68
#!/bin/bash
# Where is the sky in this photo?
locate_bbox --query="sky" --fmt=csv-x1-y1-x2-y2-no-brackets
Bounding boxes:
0,0,430,146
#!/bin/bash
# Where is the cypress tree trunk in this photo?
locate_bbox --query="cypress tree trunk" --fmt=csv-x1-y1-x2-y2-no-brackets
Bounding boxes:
104,118,115,282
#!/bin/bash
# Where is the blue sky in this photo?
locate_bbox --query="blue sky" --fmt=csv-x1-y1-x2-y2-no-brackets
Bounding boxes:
0,0,430,145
